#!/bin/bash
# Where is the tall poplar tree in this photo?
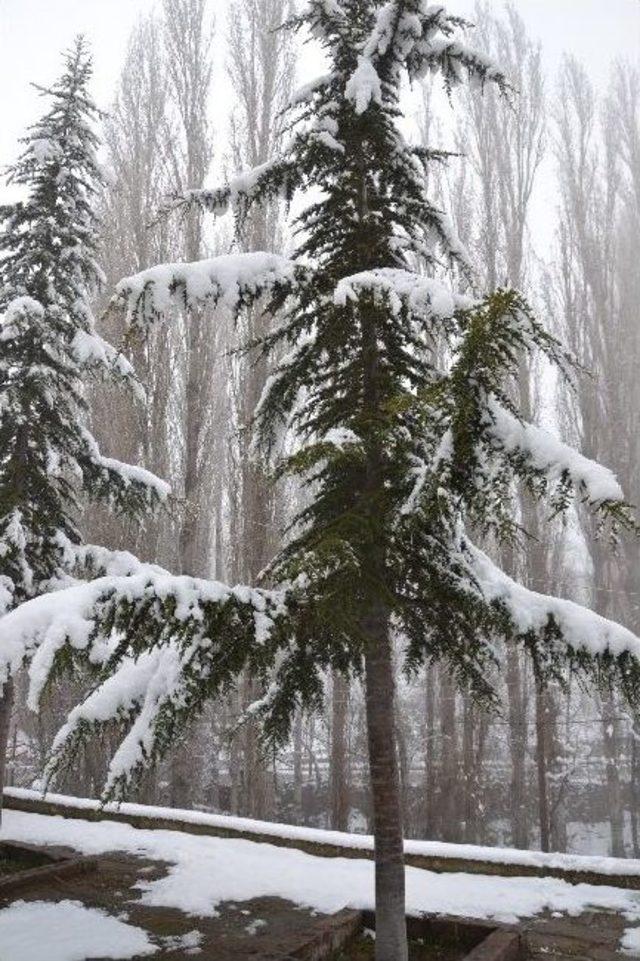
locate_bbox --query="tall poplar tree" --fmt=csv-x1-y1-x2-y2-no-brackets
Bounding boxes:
4,8,640,960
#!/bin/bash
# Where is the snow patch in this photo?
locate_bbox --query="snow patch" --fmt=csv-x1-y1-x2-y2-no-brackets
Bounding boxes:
0,899,156,961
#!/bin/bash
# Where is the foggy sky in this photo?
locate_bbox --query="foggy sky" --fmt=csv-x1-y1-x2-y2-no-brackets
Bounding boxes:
0,0,638,177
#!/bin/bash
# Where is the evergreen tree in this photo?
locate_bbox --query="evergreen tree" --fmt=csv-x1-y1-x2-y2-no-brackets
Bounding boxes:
0,39,169,817
3,8,640,959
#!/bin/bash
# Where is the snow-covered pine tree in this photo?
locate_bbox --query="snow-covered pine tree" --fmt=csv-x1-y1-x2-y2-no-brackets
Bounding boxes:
0,38,170,816
3,7,640,959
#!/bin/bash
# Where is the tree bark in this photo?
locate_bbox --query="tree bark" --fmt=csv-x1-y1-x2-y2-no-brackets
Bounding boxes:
463,691,486,844
506,649,529,848
535,681,550,852
0,677,15,825
423,665,436,838
439,670,460,842
293,709,303,823
631,720,640,858
602,691,625,857
364,617,408,961
330,672,350,831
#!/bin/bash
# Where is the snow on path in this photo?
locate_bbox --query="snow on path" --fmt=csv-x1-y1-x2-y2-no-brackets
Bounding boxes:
0,899,157,961
3,809,640,941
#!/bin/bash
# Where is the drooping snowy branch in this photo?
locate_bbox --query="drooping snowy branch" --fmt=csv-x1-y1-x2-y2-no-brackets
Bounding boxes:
171,156,299,223
0,568,290,798
464,538,640,667
71,329,144,401
78,429,170,515
290,72,334,107
486,399,624,507
115,252,304,331
49,646,186,796
344,1,506,115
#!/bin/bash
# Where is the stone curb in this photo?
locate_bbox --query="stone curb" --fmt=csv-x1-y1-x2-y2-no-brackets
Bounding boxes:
0,840,98,898
464,930,522,961
5,791,640,892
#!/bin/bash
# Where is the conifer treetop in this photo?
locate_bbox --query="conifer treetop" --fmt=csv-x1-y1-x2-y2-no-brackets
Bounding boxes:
0,40,169,676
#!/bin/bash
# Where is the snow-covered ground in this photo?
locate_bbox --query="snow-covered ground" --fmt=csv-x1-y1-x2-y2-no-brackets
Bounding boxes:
2,807,640,958
0,900,157,961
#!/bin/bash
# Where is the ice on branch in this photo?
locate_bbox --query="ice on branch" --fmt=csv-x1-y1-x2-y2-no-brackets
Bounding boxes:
465,539,640,661
116,252,300,329
488,401,624,505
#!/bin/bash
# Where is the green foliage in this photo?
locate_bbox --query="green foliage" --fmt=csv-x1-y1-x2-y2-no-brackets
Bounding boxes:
14,3,640,799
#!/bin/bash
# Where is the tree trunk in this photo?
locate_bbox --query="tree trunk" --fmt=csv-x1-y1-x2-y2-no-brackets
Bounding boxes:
463,691,486,844
293,709,303,823
364,616,408,961
535,681,550,852
602,691,625,857
239,674,272,819
506,649,529,848
439,670,460,842
423,665,436,838
631,720,640,859
330,672,350,831
169,735,193,810
0,677,15,825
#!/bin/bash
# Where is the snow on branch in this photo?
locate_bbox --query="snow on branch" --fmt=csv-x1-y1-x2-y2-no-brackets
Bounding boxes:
344,2,506,114
79,428,170,514
424,38,505,91
302,0,347,40
290,72,334,106
50,646,194,797
487,400,624,506
116,252,301,330
71,329,144,401
0,569,289,797
333,268,463,319
345,57,382,114
63,540,170,580
172,156,297,223
465,538,640,663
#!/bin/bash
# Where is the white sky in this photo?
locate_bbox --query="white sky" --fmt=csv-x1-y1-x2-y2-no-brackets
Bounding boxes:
0,0,638,184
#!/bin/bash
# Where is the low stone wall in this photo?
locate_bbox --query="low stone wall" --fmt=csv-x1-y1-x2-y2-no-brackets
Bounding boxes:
0,840,97,898
5,789,640,892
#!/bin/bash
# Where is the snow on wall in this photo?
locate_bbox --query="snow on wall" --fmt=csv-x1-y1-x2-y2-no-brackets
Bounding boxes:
6,786,640,881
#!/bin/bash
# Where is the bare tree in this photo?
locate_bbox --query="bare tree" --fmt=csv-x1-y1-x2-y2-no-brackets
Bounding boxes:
552,56,640,855
225,0,296,820
455,2,547,849
93,15,178,570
